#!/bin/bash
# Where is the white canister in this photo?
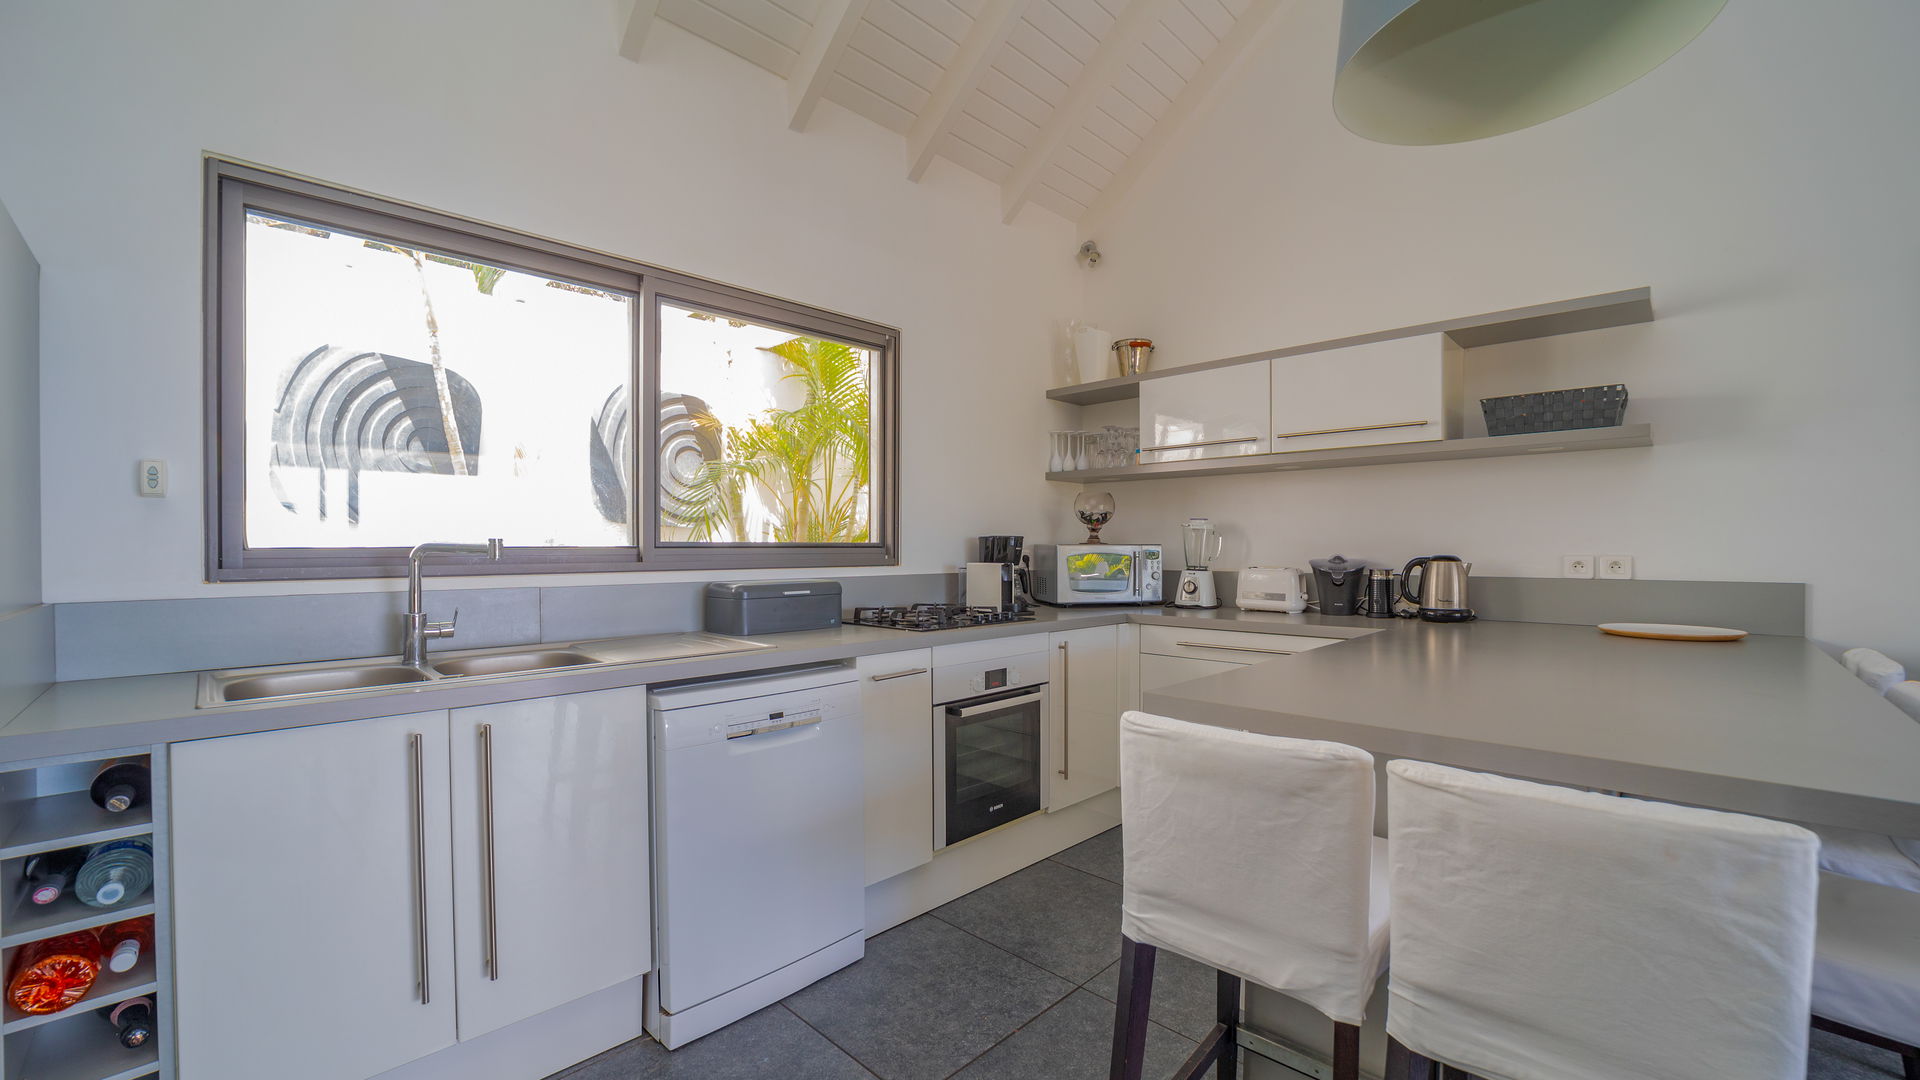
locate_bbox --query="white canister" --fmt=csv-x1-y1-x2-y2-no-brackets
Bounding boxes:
1070,324,1116,383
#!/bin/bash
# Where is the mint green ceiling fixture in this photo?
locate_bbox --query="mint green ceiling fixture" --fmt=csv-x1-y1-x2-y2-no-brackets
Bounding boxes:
1334,0,1728,145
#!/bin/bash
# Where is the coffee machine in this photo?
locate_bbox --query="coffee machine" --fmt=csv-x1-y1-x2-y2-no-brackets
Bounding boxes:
1173,518,1224,609
966,535,1029,612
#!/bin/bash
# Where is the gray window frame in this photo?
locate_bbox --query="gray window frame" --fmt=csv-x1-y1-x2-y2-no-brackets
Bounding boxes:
205,159,900,581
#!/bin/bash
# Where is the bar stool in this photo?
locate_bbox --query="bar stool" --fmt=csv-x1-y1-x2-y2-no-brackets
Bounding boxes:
1804,666,1920,893
1108,711,1387,1080
1383,759,1819,1080
1842,647,1907,694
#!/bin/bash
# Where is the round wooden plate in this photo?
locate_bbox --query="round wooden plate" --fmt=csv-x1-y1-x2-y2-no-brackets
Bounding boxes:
1598,622,1749,641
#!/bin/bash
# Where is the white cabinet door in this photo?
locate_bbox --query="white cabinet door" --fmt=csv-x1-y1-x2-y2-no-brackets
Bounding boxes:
172,712,456,1080
1139,652,1247,693
856,650,934,885
1049,625,1121,811
1139,360,1271,462
1270,334,1460,452
448,686,652,1041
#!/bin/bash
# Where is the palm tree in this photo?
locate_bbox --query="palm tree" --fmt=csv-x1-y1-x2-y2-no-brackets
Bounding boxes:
668,336,872,543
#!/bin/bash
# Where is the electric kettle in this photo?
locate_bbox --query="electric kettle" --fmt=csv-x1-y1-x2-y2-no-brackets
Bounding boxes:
1401,555,1475,622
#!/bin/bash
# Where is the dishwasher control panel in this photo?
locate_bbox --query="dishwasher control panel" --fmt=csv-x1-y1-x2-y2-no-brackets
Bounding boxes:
723,701,824,739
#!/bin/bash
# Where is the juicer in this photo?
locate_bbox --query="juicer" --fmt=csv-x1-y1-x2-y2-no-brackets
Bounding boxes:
1174,518,1223,609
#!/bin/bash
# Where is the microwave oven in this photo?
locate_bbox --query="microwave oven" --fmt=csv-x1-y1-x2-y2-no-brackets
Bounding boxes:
1029,544,1163,606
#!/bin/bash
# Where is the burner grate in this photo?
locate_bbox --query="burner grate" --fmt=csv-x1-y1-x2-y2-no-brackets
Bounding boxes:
849,604,1037,632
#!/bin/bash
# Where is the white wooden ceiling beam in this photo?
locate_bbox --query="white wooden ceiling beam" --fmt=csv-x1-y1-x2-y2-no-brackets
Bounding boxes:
998,0,1173,225
788,0,873,131
1076,4,1283,237
618,0,663,60
905,0,1029,183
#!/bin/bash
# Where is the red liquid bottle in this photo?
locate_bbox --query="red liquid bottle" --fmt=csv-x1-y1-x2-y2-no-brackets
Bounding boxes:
7,931,104,1014
100,916,154,974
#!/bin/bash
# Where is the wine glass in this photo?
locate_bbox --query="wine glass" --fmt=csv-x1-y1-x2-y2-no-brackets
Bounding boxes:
1075,431,1091,471
1048,432,1064,473
1074,491,1116,543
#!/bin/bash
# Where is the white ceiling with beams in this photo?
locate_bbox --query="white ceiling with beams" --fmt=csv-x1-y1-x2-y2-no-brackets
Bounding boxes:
620,0,1279,230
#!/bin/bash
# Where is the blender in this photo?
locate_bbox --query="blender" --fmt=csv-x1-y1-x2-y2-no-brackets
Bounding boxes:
1174,518,1224,609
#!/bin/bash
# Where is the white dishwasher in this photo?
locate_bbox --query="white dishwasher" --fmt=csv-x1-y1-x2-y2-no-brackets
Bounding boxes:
645,664,865,1049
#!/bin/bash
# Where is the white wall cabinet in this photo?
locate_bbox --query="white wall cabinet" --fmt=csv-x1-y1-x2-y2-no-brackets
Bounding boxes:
448,686,651,1041
1269,333,1460,453
856,650,934,886
1138,360,1271,462
1048,625,1121,811
172,711,458,1080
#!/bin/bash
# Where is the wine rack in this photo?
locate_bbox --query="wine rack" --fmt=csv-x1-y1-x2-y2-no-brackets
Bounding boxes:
0,749,169,1080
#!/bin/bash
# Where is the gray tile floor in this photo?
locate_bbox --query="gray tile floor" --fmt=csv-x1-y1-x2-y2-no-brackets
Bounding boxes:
553,828,1906,1080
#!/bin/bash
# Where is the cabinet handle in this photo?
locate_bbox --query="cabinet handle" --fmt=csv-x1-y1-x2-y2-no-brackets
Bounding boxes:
1274,420,1428,439
1175,640,1299,656
1138,435,1258,453
1057,642,1070,781
869,668,929,682
480,722,500,982
409,731,431,1005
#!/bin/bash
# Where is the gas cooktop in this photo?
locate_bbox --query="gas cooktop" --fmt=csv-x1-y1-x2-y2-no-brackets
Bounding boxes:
849,604,1037,632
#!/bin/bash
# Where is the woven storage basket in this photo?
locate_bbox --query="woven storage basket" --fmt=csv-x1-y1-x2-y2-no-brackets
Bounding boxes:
1481,384,1628,436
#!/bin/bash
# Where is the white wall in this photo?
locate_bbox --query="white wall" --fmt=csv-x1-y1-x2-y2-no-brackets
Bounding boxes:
0,197,37,614
1082,1,1920,663
0,0,1084,602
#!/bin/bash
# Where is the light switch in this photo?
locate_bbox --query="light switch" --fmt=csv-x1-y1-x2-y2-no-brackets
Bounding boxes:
137,460,166,497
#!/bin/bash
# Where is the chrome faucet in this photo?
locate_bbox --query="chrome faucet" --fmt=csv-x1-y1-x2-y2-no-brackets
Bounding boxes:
402,539,504,667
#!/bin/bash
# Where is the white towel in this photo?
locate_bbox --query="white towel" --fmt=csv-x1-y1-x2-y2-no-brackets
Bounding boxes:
1841,648,1906,694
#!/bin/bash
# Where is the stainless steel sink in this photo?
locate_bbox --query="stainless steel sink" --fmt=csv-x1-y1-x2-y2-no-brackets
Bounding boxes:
214,665,433,703
430,650,600,678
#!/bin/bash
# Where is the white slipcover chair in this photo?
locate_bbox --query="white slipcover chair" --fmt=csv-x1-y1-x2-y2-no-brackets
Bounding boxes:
1812,871,1920,1080
1111,711,1387,1080
1842,647,1907,694
1384,759,1818,1080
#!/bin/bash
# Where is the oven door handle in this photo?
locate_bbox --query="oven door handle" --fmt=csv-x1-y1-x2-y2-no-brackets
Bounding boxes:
948,691,1045,718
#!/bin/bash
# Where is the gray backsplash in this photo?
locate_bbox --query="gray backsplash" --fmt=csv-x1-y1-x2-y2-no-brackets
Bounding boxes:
50,572,1802,682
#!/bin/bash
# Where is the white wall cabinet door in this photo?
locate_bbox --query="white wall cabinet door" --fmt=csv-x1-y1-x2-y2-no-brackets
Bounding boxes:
1139,652,1247,694
1269,334,1460,452
448,686,652,1041
856,649,934,886
1049,625,1121,811
1138,360,1271,462
171,711,457,1080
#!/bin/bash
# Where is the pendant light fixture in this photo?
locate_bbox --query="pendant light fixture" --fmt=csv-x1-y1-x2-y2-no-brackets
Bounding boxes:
1333,0,1728,145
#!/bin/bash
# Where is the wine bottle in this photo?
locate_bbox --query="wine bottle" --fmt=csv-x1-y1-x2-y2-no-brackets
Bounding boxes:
100,916,154,974
89,761,151,814
75,839,154,908
100,995,155,1048
21,849,83,906
7,931,104,1014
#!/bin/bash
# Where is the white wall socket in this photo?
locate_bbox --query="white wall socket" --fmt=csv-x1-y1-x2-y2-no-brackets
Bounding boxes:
1599,555,1634,580
1561,555,1595,579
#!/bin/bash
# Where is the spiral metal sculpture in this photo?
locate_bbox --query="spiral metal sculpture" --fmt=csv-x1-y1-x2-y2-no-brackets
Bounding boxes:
589,387,633,525
268,345,482,524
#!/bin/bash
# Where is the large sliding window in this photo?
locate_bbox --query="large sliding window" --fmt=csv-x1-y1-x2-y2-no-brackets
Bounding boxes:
207,161,898,580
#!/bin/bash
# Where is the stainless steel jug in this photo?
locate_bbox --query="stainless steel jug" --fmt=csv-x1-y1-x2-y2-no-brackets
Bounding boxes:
1400,555,1476,622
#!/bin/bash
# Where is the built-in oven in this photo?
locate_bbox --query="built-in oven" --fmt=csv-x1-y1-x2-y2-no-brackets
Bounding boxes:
932,647,1049,850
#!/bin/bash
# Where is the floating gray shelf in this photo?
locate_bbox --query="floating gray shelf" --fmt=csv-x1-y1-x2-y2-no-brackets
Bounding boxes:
1045,424,1653,483
1048,287,1653,406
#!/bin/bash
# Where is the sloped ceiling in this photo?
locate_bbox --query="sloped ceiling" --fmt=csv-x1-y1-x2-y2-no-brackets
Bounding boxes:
620,0,1280,230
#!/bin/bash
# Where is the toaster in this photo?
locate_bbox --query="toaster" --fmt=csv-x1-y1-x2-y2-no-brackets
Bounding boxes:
1236,566,1310,613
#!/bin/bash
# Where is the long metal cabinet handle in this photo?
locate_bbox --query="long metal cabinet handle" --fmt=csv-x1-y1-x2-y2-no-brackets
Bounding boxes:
1138,435,1258,453
1274,420,1428,439
1057,642,1070,780
409,731,431,1005
480,722,500,982
870,668,930,682
1175,640,1299,656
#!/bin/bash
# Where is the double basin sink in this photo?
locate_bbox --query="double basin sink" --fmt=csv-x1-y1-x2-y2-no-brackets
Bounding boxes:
198,633,772,708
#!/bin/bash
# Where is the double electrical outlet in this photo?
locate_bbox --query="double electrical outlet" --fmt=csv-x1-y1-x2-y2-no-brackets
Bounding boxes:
1563,555,1633,580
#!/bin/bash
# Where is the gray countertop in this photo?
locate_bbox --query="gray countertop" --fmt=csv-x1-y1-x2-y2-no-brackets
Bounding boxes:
1147,618,1920,838
11,607,1916,840
0,605,1376,762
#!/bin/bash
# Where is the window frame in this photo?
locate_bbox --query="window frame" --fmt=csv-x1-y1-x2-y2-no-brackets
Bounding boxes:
204,158,900,581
